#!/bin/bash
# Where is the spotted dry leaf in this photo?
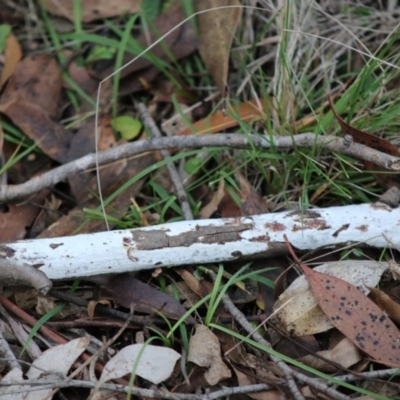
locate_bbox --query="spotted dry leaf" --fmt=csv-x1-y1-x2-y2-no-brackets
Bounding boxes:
284,234,400,367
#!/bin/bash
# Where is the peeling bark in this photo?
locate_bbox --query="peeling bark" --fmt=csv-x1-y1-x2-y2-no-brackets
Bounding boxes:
0,202,398,281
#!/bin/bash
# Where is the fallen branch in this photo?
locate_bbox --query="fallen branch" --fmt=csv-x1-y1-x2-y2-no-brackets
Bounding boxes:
1,133,400,202
0,202,396,281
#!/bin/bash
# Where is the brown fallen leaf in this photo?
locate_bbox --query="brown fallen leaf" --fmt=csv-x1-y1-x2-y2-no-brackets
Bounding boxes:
368,286,400,325
273,261,387,337
233,366,281,400
172,365,210,394
0,32,22,89
175,268,213,298
87,299,112,320
1,54,62,118
195,0,242,94
299,337,361,373
219,189,242,218
94,274,196,324
233,163,269,216
328,95,400,188
216,158,269,218
0,191,48,240
198,179,225,219
284,234,400,367
0,54,72,163
179,98,265,135
165,281,201,309
40,0,140,23
188,324,231,385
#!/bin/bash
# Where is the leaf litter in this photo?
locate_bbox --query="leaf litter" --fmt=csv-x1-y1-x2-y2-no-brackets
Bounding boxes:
2,1,400,399
274,260,388,336
284,234,400,367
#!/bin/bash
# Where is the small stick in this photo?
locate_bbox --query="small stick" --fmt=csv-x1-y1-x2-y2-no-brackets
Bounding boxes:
1,133,400,203
136,102,193,220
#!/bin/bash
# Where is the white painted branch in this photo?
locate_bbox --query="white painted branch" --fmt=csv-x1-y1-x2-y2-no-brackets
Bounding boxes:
0,202,398,281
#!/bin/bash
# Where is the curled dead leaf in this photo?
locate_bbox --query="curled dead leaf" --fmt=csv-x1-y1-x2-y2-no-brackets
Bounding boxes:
188,324,231,385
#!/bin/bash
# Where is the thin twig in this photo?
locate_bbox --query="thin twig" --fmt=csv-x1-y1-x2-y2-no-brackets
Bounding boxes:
1,133,399,202
0,303,42,360
334,368,400,383
136,102,193,220
0,316,20,371
0,378,273,399
48,288,162,327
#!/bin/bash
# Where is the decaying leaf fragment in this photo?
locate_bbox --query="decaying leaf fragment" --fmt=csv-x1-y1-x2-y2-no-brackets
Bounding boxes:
0,337,90,400
188,324,231,385
96,273,196,323
299,338,361,372
195,0,242,94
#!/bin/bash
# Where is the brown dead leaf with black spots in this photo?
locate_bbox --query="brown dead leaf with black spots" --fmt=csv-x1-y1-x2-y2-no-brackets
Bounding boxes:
195,0,242,95
0,54,72,163
328,95,400,188
40,0,140,23
284,234,400,367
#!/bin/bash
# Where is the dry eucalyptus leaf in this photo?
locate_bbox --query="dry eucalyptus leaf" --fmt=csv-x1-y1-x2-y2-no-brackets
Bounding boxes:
299,338,361,372
0,54,72,163
14,337,91,400
195,0,242,94
274,261,388,336
188,324,231,385
0,367,25,400
98,344,180,385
